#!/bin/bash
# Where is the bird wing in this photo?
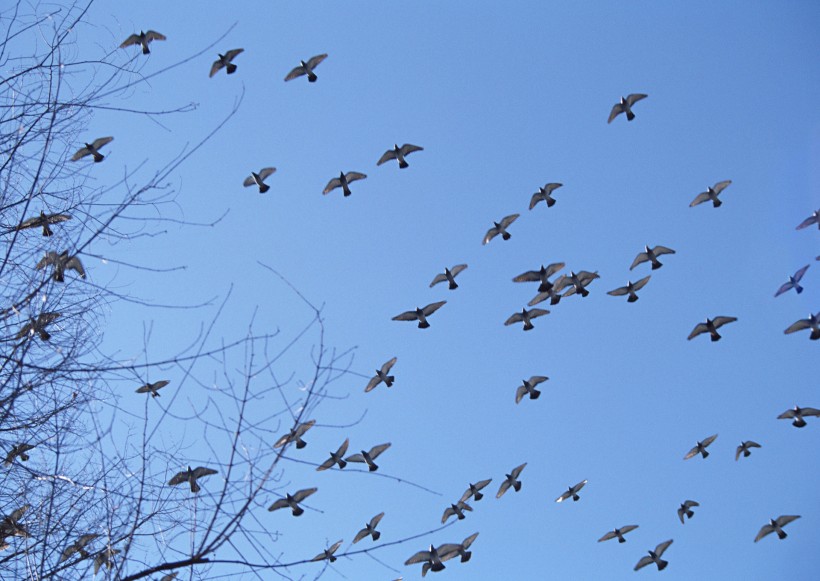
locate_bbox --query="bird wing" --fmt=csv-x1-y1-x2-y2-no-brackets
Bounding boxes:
555,491,571,503
65,256,85,278
684,500,699,509
802,407,820,417
294,420,316,438
677,506,686,523
224,48,244,61
323,177,342,194
793,264,810,282
784,319,810,334
607,103,624,123
168,471,188,486
629,252,649,270
71,146,91,160
284,65,306,81
473,479,491,491
683,445,700,460
796,214,819,230
504,312,524,326
377,149,397,165
529,376,549,386
120,34,141,48
777,409,797,420
544,262,565,278
35,252,58,270
634,556,653,571
496,479,511,498
405,550,432,565
775,515,801,527
712,317,737,328
712,180,732,194
316,457,336,471
689,192,711,207
529,309,550,319
450,264,468,276
460,532,479,550
527,292,549,306
632,276,651,291
441,506,455,523
529,192,545,209
399,143,424,156
273,433,292,448
515,385,528,404
135,384,152,394
654,539,673,556
345,171,367,182
687,323,709,340
573,479,588,493
242,175,257,188
145,30,166,41
543,183,563,194
436,543,463,562
91,136,114,150
209,60,224,77
701,434,718,447
291,487,318,502
625,93,648,106
652,245,676,256
370,512,385,528
257,167,276,180
621,525,639,534
345,453,366,463
353,527,369,544
422,301,446,316
500,213,520,228
746,441,761,449
368,443,391,459
607,285,630,297
511,463,527,478
429,273,447,287
754,524,774,542
268,498,289,511
734,445,743,461
483,226,499,245
513,270,541,283
151,380,170,390
310,551,327,562
306,54,328,69
192,467,217,478
392,310,418,321
598,531,617,542
334,437,348,458
380,357,397,374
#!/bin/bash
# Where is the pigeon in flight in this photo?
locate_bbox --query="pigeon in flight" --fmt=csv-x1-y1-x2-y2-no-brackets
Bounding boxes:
755,515,801,542
556,270,599,298
15,211,71,237
512,262,566,293
634,539,673,571
735,440,761,461
687,317,737,342
285,54,328,82
630,245,676,271
365,357,398,392
683,434,718,459
60,533,98,562
35,251,86,282
120,30,166,54
311,540,343,563
441,501,473,524
607,276,651,303
777,405,820,428
436,532,479,564
93,547,120,574
323,171,367,197
274,419,316,449
784,313,820,340
135,380,170,398
796,209,820,230
405,545,447,574
392,301,446,328
377,144,424,168
0,505,30,545
689,180,732,208
317,438,350,471
527,276,568,307
529,183,564,209
608,94,648,123
515,376,548,404
16,311,61,341
774,265,810,297
71,137,113,162
460,479,492,503
168,466,218,493
353,512,384,543
268,488,317,516
209,49,244,77
556,480,588,503
497,462,527,498
483,214,519,245
243,167,276,193
430,265,468,290
598,525,639,543
677,500,699,524
505,308,549,331
3,443,35,467
346,443,391,471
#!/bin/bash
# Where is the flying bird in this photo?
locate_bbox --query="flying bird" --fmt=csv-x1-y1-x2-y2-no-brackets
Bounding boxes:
634,539,673,572
795,209,820,230
71,137,113,162
15,211,71,237
515,376,548,404
60,533,98,562
505,308,549,331
268,488,317,516
35,251,86,282
497,462,527,498
365,357,398,392
436,532,479,564
607,276,651,302
323,171,367,197
687,317,737,342
93,547,120,574
529,183,564,209
777,405,820,428
598,525,639,543
483,214,519,245
630,245,676,271
311,540,343,563
274,419,316,449
556,480,588,503
784,313,820,340
774,265,810,296
755,515,801,542
346,443,391,471
209,49,244,77
377,143,424,168
135,379,170,398
527,275,568,306
608,94,648,123
683,434,718,459
441,501,473,524
690,180,732,208
168,466,218,493
512,262,566,293
735,441,761,461
353,512,384,543
429,264,468,290
0,505,30,544
120,30,166,54
556,270,599,298
317,438,350,471
285,54,328,82
4,443,35,467
243,167,276,193
392,301,446,329
677,500,699,524
405,544,446,574
16,311,61,341
460,479,492,503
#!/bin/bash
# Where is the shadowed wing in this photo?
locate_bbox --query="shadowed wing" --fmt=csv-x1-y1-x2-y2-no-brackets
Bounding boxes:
422,301,446,316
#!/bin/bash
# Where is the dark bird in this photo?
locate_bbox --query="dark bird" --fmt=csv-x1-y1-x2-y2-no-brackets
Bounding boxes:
168,466,218,493
777,405,820,428
774,265,810,297
677,500,699,524
93,547,120,574
0,505,30,545
483,214,519,245
274,419,316,449
405,545,446,574
690,180,732,208
513,262,566,293
460,479,492,503
120,30,166,54
515,376,548,404
346,442,391,471
71,137,113,162
556,480,588,503
317,438,350,471
4,443,35,467
441,501,473,524
436,532,479,564
598,525,639,543
16,311,61,341
311,539,343,563
60,533,98,562
35,250,86,282
527,275,568,307
755,515,801,542
323,171,367,197
285,54,328,82
377,143,424,168
608,94,648,123
209,49,244,77
135,379,170,398
15,211,71,237
687,317,737,342
365,357,398,392
353,512,384,543
529,183,564,209
683,434,718,460
784,312,820,340
505,308,549,331
497,462,527,498
392,301,446,328
630,245,676,271
607,276,651,303
634,539,673,572
735,441,761,461
268,487,317,516
796,209,820,230
430,264,468,290
556,270,599,298
243,167,276,193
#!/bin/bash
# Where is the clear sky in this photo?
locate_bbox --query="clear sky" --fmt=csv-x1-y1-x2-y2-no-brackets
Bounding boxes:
73,1,820,579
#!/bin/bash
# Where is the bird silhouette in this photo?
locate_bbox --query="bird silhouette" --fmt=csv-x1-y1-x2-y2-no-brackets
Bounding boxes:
135,380,170,398
430,265,468,290
529,183,564,209
93,547,120,574
285,54,328,82
777,405,820,428
755,515,801,542
35,251,86,282
346,443,391,471
460,479,492,503
310,539,343,562
497,463,527,498
16,312,61,341
634,539,673,571
377,143,424,168
317,438,350,471
608,94,648,123
120,30,166,54
60,533,98,562
441,501,473,524
0,505,30,546
684,434,718,459
677,500,699,524
630,245,676,271
796,209,820,230
323,171,367,196
505,308,549,331
688,317,737,341
353,512,384,543
3,443,35,467
243,167,276,193
209,49,244,77
268,488,317,516
365,357,398,392
71,137,113,162
607,276,651,302
392,301,446,328
784,313,820,340
735,441,761,461
405,544,446,574
15,211,71,237
556,480,588,503
483,214,519,245
690,180,732,208
274,419,316,449
556,270,599,298
598,525,639,543
168,466,218,493
513,263,566,293
774,265,810,297
515,376,548,404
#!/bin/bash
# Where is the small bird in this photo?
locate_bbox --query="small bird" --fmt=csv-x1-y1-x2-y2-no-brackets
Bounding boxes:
135,380,169,398
243,167,276,193
687,317,737,342
784,313,820,340
273,419,316,449
556,270,599,298
430,265,468,290
353,512,384,543
527,275,568,307
755,515,801,542
608,94,648,123
4,443,35,467
93,547,120,574
311,539,343,563
405,545,447,574
16,311,61,341
735,441,761,461
365,357,398,392
346,443,391,472
690,180,732,208
284,54,328,82
168,466,218,493
497,462,527,498
556,480,588,503
323,171,367,197
777,405,820,428
630,245,676,271
683,434,718,460
35,251,86,282
71,137,113,162
529,183,564,209
120,30,166,54
459,479,492,503
774,265,810,297
436,532,479,564
377,144,424,169
317,438,350,471
441,501,473,524
512,262,566,293
515,376,548,404
209,49,244,77
598,525,639,543
0,505,30,543
268,488,317,516
505,308,549,331
15,211,71,237
392,301,446,329
677,500,699,524
796,209,820,230
60,533,98,562
483,214,519,245
634,539,673,572
607,276,651,303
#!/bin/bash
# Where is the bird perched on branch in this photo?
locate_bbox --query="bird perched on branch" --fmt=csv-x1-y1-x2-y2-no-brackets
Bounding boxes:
323,171,367,197
268,488,317,516
15,211,71,237
120,30,166,54
377,143,424,168
608,94,648,123
168,466,218,493
209,49,244,77
285,54,328,82
71,137,113,162
243,167,276,193
135,380,170,398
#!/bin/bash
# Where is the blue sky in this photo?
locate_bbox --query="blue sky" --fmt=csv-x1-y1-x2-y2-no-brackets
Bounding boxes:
73,1,820,579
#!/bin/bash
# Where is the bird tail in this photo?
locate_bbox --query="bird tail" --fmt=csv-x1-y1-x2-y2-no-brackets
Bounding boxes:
372,531,381,541
579,288,590,297
743,449,751,457
686,510,694,518
513,481,522,492
308,72,317,82
461,551,472,563
93,152,104,162
710,333,721,342
474,492,483,501
328,555,336,563
191,481,200,494
651,261,662,270
531,389,541,400
152,392,160,398
713,199,722,208
43,225,53,237
502,232,511,240
259,184,270,194
627,294,639,303
338,459,347,469
296,440,307,449
399,160,409,169
418,321,430,329
794,418,807,428
292,506,304,516
626,110,636,121
368,462,379,472
777,530,787,540
795,284,803,294
523,321,534,331
657,559,668,571
618,537,626,544
385,376,394,387
810,329,820,341
701,450,710,458
547,198,556,208
142,45,150,55
550,295,561,306
39,330,51,341
448,281,458,290
572,494,580,501
343,185,352,197
227,63,238,74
